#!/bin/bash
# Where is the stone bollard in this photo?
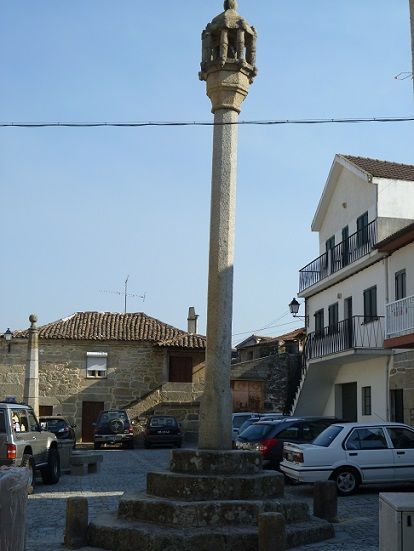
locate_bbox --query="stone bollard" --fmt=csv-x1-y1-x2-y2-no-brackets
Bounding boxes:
313,480,337,522
258,512,286,551
64,497,88,549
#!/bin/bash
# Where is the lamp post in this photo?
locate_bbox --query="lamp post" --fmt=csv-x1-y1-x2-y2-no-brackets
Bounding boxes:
4,328,12,353
198,0,257,450
289,298,308,325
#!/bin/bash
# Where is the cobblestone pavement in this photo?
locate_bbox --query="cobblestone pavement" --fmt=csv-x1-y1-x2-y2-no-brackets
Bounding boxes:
25,447,414,550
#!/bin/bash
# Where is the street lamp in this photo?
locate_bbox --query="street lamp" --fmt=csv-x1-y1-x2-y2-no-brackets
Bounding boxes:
289,299,308,325
4,328,12,353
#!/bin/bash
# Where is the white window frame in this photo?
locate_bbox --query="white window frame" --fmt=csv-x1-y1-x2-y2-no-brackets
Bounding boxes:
86,352,108,379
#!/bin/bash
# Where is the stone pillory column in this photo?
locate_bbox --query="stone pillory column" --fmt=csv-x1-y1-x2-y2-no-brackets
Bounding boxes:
23,314,39,416
199,0,257,450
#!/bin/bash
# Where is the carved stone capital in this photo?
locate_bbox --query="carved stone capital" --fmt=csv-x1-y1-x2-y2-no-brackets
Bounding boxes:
205,66,252,113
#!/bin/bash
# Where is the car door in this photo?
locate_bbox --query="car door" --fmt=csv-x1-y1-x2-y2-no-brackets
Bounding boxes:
385,426,414,482
26,409,47,465
344,427,394,483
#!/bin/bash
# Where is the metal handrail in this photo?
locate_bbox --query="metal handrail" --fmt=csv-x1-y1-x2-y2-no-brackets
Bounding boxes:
299,220,377,292
306,315,384,360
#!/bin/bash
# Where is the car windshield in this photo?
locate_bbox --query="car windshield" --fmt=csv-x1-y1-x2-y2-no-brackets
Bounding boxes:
312,425,343,447
238,418,261,434
238,422,280,441
233,415,253,429
149,417,177,428
41,419,67,432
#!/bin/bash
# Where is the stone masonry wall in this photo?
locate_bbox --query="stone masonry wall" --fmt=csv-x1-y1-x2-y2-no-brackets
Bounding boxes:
230,353,301,413
390,350,414,424
0,339,169,433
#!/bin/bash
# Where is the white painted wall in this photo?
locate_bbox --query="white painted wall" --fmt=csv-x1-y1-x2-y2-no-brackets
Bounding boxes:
387,242,414,301
377,179,414,220
323,357,389,422
318,167,377,254
306,260,386,332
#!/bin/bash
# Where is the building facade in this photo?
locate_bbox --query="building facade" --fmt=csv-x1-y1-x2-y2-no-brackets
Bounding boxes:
292,155,414,423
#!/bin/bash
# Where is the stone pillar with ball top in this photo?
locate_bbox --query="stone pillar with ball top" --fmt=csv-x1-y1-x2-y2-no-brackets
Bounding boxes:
23,314,39,416
199,0,257,450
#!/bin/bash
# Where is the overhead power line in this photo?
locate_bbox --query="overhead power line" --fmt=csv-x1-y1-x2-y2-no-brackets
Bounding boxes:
1,116,414,128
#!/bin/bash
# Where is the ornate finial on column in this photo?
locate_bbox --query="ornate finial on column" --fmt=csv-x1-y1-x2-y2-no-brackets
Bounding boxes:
224,0,237,10
29,314,38,328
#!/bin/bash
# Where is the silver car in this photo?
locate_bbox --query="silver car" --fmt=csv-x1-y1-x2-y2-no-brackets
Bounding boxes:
0,401,60,492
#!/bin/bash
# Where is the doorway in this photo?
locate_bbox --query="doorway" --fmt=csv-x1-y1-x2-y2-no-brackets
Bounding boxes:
82,401,104,442
341,383,357,422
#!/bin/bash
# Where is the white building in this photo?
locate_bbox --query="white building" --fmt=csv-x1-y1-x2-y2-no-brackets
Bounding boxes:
292,154,414,423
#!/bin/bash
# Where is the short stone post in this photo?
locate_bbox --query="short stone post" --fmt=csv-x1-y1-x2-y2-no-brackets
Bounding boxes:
258,512,286,551
64,497,88,549
313,480,337,522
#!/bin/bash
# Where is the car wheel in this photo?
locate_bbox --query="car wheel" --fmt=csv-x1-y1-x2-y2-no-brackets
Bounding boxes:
331,468,359,496
41,447,61,485
21,454,36,494
94,442,101,450
109,418,124,434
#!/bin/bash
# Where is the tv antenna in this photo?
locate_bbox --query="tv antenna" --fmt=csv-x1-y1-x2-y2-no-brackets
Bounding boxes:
100,276,145,313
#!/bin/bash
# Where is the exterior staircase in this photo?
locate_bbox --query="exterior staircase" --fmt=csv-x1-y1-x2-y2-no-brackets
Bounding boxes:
86,450,334,550
125,383,204,420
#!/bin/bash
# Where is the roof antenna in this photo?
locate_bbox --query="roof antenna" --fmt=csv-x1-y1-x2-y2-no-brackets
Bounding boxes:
100,276,145,313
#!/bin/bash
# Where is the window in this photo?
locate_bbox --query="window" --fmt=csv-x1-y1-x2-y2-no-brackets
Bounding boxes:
277,425,300,440
345,427,387,450
86,352,108,378
12,410,28,432
357,211,369,247
395,270,406,301
328,303,339,333
363,286,377,322
325,236,336,273
314,309,324,335
0,411,5,433
341,226,349,266
387,427,414,449
27,410,39,432
362,386,372,416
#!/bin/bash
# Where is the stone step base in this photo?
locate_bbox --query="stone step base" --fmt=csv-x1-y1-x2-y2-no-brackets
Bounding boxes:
88,512,334,550
147,471,284,500
118,491,310,526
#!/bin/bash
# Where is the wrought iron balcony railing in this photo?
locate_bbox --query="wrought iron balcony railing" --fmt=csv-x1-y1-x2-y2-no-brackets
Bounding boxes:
386,295,414,339
305,315,385,360
299,220,377,293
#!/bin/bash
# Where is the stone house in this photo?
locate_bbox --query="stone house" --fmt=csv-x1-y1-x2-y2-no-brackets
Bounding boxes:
0,311,205,442
230,329,305,413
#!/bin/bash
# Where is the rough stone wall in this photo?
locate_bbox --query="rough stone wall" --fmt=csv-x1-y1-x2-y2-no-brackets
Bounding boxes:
390,350,414,424
230,353,301,413
0,339,168,431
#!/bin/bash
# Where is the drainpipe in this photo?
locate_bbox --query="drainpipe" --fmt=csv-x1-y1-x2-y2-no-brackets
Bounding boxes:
384,255,391,421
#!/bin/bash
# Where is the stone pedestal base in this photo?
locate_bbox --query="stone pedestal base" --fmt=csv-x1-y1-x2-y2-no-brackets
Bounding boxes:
86,450,333,550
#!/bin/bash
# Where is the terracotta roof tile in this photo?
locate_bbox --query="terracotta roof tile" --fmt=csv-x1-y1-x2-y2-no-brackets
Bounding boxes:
158,334,206,349
12,312,206,349
342,155,414,181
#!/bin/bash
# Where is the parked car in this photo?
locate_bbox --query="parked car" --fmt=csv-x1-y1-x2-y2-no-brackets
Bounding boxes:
232,412,257,441
39,416,76,448
93,409,134,449
235,417,340,469
238,413,289,437
280,422,414,496
144,416,182,449
0,400,60,492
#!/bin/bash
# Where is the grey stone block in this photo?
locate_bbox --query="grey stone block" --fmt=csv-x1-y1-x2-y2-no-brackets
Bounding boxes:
170,449,262,475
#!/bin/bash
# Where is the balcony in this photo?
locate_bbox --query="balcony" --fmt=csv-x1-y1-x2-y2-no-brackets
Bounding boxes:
299,220,377,293
384,295,414,348
305,315,385,361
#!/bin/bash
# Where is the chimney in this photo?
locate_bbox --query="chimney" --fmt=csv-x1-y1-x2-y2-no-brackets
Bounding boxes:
187,307,198,334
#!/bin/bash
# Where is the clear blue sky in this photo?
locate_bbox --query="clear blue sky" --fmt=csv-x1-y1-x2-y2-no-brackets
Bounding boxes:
0,0,413,343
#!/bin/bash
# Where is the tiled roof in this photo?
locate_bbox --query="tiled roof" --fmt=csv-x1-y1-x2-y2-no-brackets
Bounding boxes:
12,312,206,349
342,155,414,181
158,334,206,349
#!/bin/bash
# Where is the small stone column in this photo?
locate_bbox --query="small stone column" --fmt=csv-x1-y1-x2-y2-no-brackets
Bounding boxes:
64,497,89,548
198,0,257,450
23,314,39,416
258,512,286,551
313,480,337,522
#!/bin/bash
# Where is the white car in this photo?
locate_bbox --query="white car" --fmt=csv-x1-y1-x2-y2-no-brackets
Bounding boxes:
280,422,414,496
